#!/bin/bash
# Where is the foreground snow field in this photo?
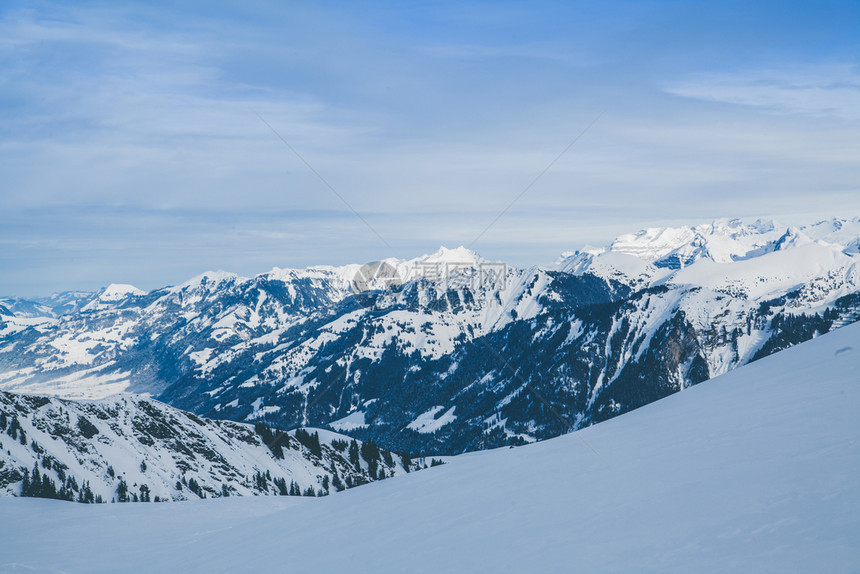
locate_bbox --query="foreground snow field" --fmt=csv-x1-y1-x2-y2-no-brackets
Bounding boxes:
1,322,858,573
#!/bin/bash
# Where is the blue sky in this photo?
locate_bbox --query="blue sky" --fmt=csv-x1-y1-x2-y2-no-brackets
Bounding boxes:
2,0,859,296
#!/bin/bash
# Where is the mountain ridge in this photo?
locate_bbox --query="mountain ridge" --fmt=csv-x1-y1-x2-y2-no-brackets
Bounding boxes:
1,216,858,455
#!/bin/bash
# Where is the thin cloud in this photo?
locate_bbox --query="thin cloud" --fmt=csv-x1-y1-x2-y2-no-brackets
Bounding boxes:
665,64,860,120
2,2,860,295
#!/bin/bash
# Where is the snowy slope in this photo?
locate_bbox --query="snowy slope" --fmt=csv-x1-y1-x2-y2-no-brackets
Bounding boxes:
562,217,860,279
0,392,426,503
1,320,857,573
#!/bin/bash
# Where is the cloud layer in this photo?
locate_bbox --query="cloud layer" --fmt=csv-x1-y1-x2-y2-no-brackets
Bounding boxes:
2,1,859,295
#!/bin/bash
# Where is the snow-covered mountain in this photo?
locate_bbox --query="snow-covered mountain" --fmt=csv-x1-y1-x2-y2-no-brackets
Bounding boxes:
607,217,857,267
2,317,857,573
0,391,427,503
1,217,859,455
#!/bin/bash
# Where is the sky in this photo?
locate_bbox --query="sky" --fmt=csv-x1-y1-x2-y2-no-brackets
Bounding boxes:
1,0,859,296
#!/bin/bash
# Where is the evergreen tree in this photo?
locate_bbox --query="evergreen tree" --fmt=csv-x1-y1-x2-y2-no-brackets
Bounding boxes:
274,477,288,496
331,439,348,452
400,453,413,472
40,473,58,499
361,441,381,478
349,440,361,468
255,422,286,459
31,464,41,494
187,477,201,497
21,466,30,495
382,449,394,467
6,416,19,440
253,471,268,492
79,481,95,504
116,479,128,502
295,429,322,457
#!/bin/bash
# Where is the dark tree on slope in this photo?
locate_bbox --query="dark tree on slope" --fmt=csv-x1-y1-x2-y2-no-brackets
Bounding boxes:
294,428,322,458
752,311,836,361
255,422,286,459
400,453,412,472
348,439,360,469
117,478,128,502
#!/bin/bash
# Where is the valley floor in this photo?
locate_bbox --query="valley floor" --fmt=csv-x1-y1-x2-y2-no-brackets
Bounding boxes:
1,323,859,573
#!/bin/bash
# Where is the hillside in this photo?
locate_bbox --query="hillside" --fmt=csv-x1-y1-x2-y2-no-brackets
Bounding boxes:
1,314,857,573
0,392,425,503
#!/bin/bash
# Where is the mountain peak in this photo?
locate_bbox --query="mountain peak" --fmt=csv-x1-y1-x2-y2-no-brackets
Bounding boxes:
608,218,794,265
420,246,485,265
173,270,246,292
100,283,146,301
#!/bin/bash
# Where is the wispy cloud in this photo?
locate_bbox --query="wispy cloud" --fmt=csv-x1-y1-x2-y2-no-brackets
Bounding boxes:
665,64,860,120
2,1,860,295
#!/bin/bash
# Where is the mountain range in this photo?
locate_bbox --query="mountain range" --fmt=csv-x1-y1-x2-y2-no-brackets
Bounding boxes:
1,217,858,456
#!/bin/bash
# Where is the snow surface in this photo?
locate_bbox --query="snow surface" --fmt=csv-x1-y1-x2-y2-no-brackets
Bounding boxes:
666,241,859,300
416,245,484,265
406,405,457,433
328,409,367,431
564,217,860,279
2,321,858,573
609,218,786,264
99,283,145,301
